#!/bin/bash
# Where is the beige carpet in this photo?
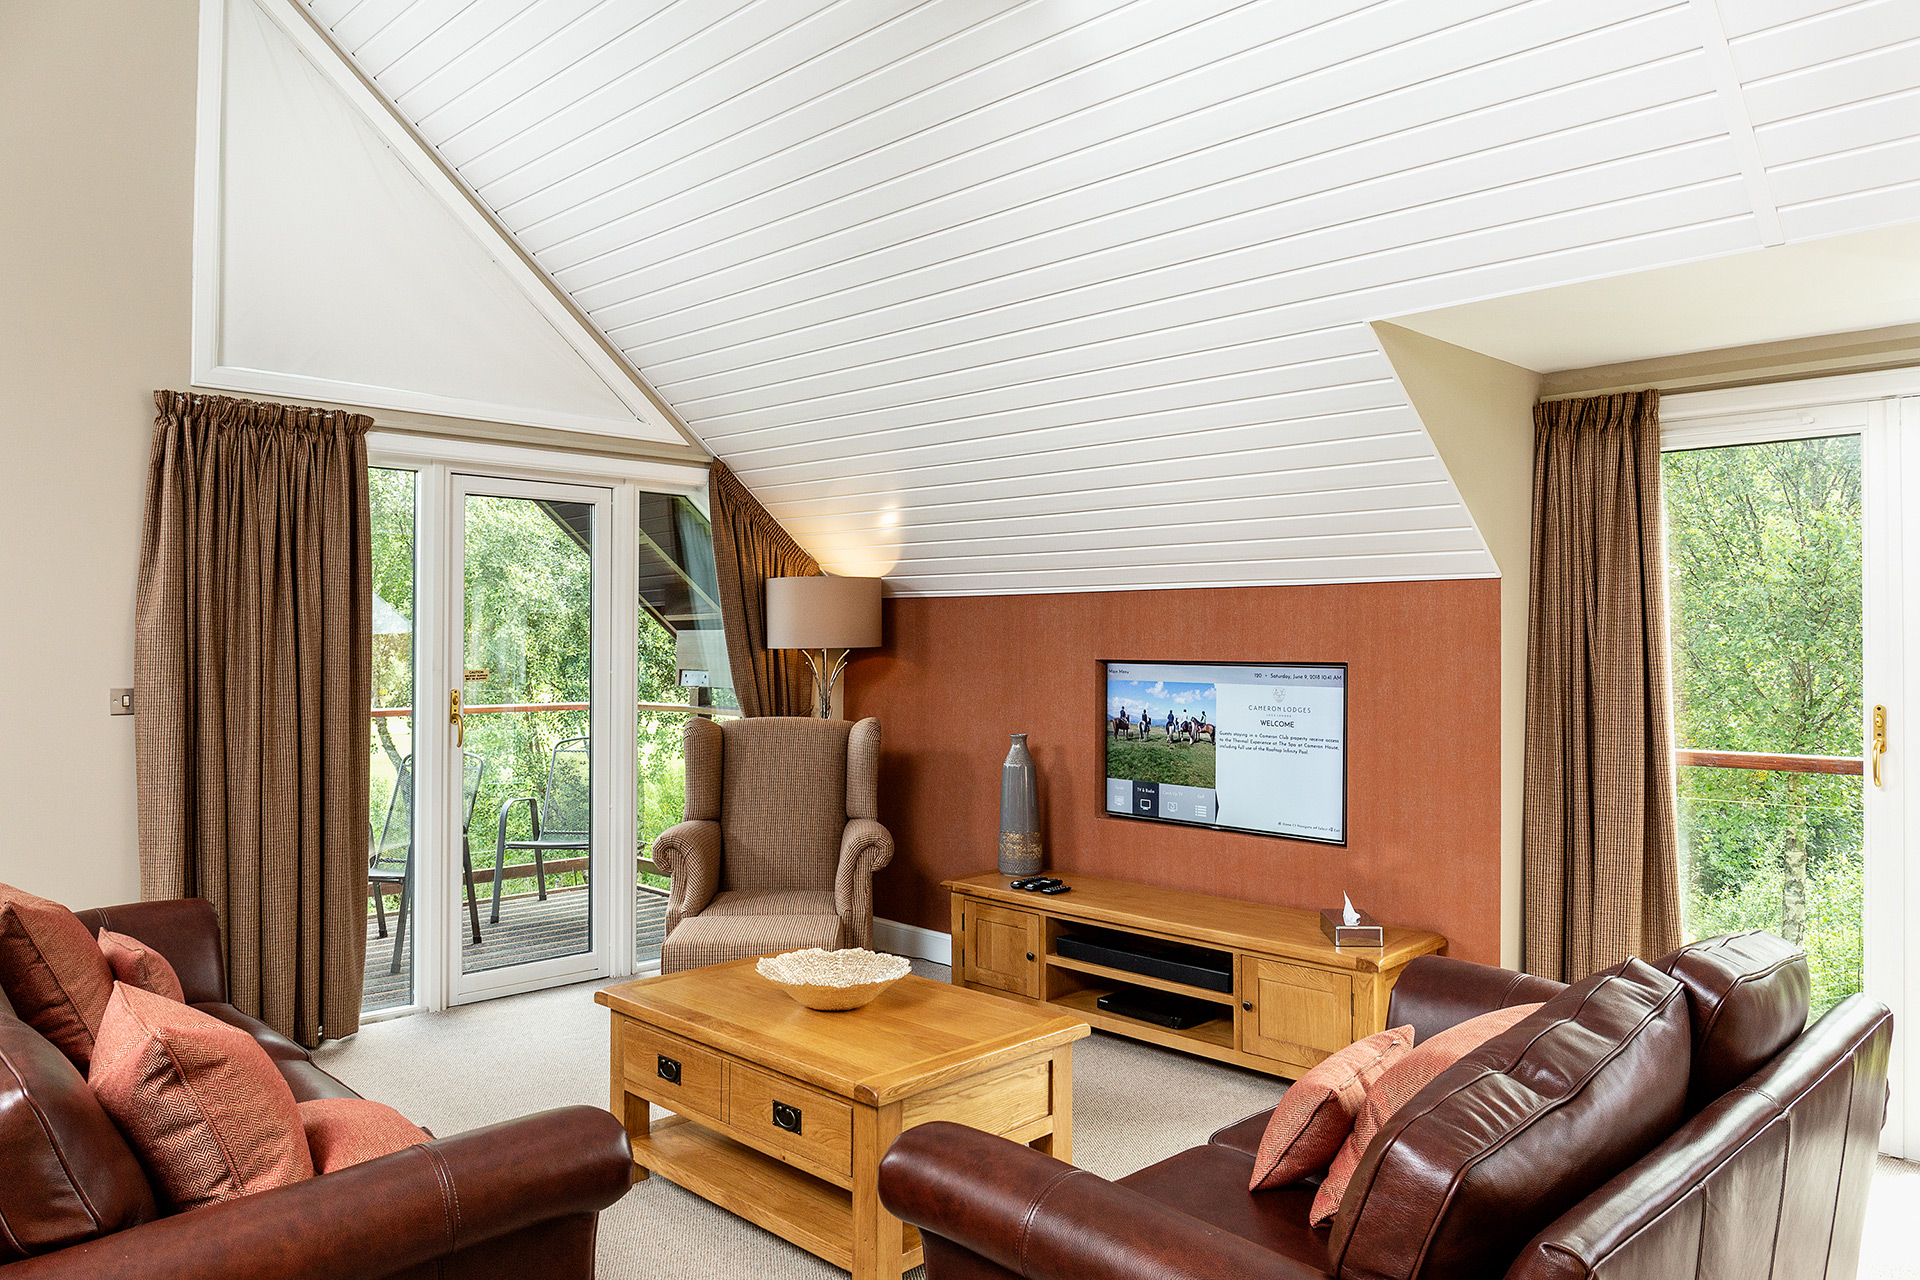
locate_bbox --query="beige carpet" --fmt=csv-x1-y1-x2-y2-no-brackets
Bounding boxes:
316,963,1918,1279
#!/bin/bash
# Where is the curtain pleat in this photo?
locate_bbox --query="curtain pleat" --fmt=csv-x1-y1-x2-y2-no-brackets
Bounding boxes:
1523,389,1683,981
708,460,820,717
135,390,371,1047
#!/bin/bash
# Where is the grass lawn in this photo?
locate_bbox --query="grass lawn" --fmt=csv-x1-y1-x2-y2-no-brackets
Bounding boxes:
1105,730,1216,788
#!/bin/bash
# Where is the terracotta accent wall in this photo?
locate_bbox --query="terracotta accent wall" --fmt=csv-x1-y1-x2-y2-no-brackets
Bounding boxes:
845,579,1503,964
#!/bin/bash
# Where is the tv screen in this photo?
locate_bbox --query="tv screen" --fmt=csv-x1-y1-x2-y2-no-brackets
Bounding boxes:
1103,660,1347,845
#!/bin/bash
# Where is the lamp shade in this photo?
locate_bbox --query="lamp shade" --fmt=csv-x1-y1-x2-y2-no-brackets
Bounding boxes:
765,575,883,650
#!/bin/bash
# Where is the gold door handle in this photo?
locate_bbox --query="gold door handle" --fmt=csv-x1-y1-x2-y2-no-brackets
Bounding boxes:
1873,705,1887,787
450,688,465,747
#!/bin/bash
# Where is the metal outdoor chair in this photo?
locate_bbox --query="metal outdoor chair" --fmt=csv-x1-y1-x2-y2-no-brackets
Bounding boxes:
368,751,488,975
492,736,590,924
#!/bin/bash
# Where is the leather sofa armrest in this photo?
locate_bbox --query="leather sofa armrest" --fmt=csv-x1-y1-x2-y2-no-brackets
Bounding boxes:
0,1105,633,1280
76,899,227,1005
878,1122,1306,1280
652,819,722,933
834,818,893,949
1386,954,1568,1046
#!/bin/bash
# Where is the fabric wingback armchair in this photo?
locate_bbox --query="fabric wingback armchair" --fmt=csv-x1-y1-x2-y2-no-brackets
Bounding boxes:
653,716,892,974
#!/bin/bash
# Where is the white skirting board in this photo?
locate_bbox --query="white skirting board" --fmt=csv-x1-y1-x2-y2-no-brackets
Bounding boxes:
874,917,952,967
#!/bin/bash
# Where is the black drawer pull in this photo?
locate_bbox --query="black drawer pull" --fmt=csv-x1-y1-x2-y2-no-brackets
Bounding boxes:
657,1055,681,1085
772,1101,803,1135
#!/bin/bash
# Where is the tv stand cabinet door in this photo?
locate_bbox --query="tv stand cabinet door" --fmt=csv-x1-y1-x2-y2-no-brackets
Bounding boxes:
959,900,1042,999
1239,957,1353,1074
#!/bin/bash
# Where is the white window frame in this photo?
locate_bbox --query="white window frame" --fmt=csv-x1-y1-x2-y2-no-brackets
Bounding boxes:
365,434,708,1018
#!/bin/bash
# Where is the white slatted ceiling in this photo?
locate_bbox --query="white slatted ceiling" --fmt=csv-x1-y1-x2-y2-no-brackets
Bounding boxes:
1720,0,1920,240
299,0,1920,595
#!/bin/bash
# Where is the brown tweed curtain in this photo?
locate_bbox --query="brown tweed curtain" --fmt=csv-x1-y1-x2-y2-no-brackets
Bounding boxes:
709,460,820,717
1523,389,1683,982
135,391,371,1047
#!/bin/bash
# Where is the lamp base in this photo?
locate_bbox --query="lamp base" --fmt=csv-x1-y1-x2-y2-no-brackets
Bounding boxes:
801,648,848,719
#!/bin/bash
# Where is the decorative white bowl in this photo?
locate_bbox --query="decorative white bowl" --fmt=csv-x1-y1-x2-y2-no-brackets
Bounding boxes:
756,948,912,1011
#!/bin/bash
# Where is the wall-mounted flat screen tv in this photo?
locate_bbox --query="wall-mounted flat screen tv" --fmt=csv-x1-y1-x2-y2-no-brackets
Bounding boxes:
1102,660,1347,845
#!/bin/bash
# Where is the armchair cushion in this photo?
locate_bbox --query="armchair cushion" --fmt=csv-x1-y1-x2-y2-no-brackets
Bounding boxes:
658,913,842,973
701,889,838,917
716,717,852,893
0,885,115,1071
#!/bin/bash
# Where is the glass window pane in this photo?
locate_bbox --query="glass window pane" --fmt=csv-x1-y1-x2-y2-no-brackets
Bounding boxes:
365,467,416,1013
461,495,595,974
1664,435,1863,1015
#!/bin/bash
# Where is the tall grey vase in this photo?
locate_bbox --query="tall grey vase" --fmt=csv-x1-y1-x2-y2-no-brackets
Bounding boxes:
998,733,1042,877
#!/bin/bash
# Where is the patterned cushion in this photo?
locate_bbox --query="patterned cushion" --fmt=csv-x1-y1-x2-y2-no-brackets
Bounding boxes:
1250,1026,1413,1191
98,930,186,1004
701,889,840,917
718,718,850,894
87,982,313,1211
0,884,115,1070
660,913,843,974
298,1098,430,1174
1310,1003,1542,1225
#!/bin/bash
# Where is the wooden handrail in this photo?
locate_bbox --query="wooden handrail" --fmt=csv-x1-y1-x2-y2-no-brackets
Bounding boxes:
1675,749,1863,776
371,701,735,719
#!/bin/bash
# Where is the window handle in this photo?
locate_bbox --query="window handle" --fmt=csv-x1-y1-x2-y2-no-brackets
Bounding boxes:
1873,705,1887,788
450,689,465,747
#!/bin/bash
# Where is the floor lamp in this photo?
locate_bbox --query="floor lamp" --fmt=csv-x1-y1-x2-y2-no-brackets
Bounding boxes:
765,575,884,718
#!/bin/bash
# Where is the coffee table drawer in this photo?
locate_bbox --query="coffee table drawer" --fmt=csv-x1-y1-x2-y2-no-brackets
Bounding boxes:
623,1022,723,1123
726,1063,853,1178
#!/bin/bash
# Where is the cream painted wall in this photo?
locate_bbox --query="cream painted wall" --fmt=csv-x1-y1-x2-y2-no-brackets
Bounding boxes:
1373,323,1540,968
0,0,198,905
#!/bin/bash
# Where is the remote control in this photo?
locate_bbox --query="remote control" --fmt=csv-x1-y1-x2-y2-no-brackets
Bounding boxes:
1040,883,1072,894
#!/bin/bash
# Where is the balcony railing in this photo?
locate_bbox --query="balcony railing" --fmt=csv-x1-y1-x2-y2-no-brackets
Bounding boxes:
371,700,737,719
1675,749,1862,776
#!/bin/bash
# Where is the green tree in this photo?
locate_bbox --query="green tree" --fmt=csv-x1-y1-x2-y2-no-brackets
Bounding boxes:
1664,436,1863,1013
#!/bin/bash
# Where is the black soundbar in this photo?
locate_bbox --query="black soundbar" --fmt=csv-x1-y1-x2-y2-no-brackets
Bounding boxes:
1055,929,1233,993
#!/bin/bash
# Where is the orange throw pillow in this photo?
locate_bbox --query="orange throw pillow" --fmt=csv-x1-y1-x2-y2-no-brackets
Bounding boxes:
97,930,186,1004
0,884,115,1070
87,982,313,1210
298,1098,431,1174
1309,1002,1543,1226
1250,1026,1414,1190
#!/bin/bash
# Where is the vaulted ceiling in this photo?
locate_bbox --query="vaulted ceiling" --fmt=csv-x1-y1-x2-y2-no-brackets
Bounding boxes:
300,0,1920,595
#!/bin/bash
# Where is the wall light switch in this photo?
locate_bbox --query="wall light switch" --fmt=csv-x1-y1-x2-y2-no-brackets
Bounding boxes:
111,688,134,716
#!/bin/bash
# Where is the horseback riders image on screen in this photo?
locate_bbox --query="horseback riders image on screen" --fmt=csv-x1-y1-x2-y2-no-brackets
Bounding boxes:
1103,661,1347,845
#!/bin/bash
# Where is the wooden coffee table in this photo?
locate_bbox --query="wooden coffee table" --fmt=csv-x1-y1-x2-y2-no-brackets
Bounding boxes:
598,959,1089,1280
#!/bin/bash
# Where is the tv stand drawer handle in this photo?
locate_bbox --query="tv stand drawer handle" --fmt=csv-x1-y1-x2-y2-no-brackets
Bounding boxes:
657,1055,681,1085
772,1101,803,1135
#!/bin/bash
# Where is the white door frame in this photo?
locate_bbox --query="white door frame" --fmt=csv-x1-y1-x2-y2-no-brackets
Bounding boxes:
1666,371,1920,1157
366,435,708,1016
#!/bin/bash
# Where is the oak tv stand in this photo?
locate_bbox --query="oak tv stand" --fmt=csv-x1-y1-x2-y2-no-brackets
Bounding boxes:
945,871,1446,1079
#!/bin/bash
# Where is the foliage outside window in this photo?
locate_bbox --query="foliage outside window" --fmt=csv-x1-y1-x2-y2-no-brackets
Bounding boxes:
1664,435,1862,1015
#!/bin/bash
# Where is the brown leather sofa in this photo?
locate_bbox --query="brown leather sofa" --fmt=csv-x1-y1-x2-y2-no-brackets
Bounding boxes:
0,898,635,1279
880,933,1892,1280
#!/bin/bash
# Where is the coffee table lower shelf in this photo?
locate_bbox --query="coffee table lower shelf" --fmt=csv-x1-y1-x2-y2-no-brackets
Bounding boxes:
635,1115,923,1273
